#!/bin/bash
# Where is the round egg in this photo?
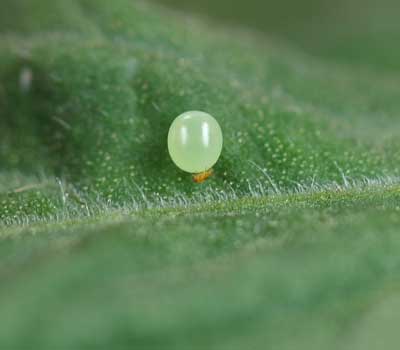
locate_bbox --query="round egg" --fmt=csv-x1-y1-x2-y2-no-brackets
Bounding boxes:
168,111,223,174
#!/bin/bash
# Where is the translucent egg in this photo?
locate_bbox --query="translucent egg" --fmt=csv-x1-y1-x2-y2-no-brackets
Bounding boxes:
168,111,223,173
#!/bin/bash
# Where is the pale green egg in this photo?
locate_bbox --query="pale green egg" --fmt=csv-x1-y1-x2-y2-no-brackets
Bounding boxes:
168,111,223,173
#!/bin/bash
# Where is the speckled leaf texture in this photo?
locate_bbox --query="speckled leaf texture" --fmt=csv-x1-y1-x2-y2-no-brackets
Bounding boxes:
1,0,400,349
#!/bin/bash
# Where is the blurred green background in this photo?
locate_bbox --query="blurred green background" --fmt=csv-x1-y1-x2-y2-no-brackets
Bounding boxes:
154,0,400,70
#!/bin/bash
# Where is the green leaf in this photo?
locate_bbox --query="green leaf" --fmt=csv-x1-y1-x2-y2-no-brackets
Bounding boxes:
0,0,399,348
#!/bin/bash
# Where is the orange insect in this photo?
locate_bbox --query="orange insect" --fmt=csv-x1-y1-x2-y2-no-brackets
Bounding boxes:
193,168,214,183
